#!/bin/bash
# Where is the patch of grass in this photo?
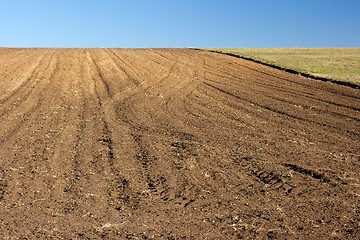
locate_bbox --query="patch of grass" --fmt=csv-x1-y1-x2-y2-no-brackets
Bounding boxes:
207,48,360,84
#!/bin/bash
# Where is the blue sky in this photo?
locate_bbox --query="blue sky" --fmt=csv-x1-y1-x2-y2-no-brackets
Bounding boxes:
0,0,359,48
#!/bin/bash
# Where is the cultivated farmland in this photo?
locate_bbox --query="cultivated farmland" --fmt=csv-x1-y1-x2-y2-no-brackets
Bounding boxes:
0,48,359,239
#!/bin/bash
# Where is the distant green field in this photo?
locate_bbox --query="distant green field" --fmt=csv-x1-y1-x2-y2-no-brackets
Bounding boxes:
208,48,360,84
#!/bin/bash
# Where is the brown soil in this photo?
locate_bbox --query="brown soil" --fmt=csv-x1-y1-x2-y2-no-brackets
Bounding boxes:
0,48,359,239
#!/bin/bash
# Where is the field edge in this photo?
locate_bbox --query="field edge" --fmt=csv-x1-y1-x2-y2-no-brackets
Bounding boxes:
194,48,360,89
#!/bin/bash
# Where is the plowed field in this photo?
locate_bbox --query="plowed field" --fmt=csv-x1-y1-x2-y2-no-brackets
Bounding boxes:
0,48,359,239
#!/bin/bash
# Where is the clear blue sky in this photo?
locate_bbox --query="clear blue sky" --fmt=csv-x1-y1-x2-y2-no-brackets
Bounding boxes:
0,0,359,48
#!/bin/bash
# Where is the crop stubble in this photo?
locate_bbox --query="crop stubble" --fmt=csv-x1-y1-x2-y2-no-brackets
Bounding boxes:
0,48,359,239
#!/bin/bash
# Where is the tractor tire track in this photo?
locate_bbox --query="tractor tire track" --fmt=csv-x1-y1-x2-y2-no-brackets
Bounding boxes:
0,52,59,145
